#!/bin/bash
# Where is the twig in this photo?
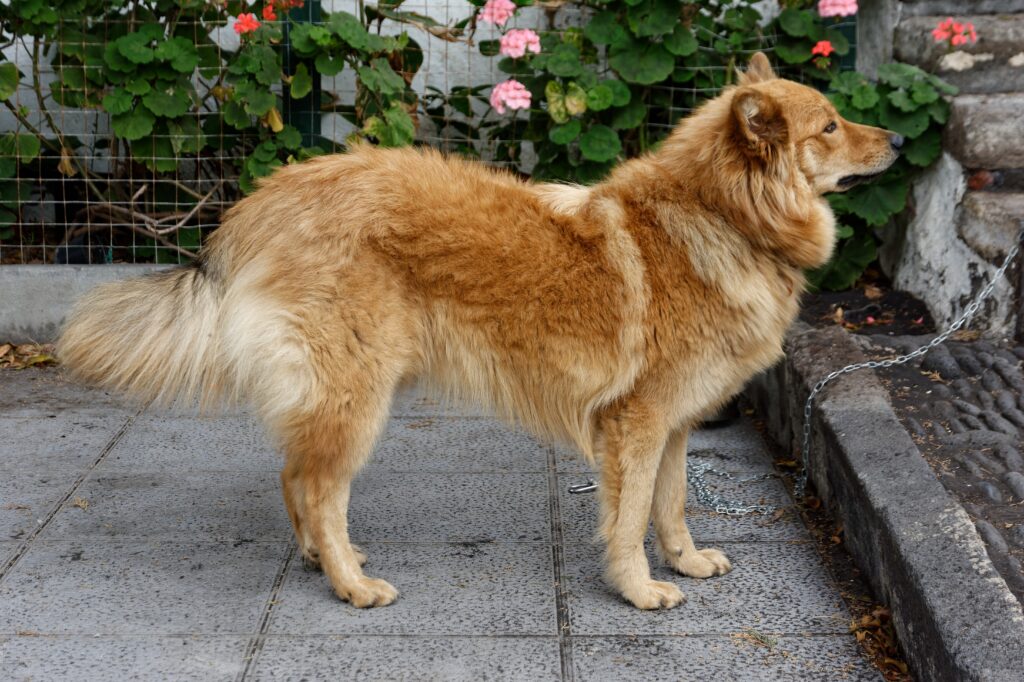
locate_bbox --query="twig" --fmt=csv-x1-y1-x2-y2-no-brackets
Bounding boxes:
151,181,223,235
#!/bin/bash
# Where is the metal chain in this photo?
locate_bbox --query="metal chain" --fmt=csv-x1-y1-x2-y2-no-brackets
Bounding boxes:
796,227,1024,499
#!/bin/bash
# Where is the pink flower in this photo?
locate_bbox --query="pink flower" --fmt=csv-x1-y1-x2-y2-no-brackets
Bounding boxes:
932,17,978,45
479,0,516,27
811,40,835,57
865,315,876,325
262,5,277,20
233,13,260,34
817,0,857,18
490,79,531,114
499,28,541,59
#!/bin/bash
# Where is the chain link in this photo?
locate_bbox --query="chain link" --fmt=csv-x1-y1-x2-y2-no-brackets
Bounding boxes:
796,227,1024,499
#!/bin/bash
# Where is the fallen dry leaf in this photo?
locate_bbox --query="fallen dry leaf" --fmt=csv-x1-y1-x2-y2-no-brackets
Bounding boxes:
71,497,90,511
863,284,883,300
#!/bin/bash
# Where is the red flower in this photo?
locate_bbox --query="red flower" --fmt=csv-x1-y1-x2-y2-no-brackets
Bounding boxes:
233,13,260,35
811,40,835,57
262,5,277,20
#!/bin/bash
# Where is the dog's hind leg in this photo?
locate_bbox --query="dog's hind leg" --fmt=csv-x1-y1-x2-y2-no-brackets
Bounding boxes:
597,402,684,610
652,428,732,578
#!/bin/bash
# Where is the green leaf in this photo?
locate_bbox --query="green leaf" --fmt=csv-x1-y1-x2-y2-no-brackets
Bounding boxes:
367,104,416,147
850,83,879,110
579,124,621,162
222,100,250,128
813,232,877,291
611,98,645,129
927,98,949,124
277,125,303,150
328,11,372,51
0,133,41,164
142,88,192,118
585,12,628,47
167,117,206,154
609,41,674,85
586,84,614,112
903,127,942,167
888,89,916,113
479,39,501,57
545,81,569,124
0,63,20,100
565,82,587,116
314,53,345,77
778,8,815,37
626,0,680,39
877,63,920,89
111,107,156,141
879,98,930,138
102,88,134,115
125,78,151,96
910,79,939,105
604,80,631,107
290,63,312,99
663,24,698,57
103,42,134,72
116,34,155,65
546,44,584,78
774,40,811,64
846,176,908,225
358,58,406,96
155,37,200,74
549,119,581,145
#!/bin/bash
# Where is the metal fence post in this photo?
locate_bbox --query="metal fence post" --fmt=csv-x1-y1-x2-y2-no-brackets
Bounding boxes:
282,1,322,148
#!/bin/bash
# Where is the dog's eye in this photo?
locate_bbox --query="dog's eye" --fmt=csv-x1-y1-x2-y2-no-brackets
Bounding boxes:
823,121,837,134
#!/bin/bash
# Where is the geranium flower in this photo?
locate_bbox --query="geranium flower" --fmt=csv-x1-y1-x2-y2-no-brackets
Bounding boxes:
233,13,260,34
932,17,977,46
262,5,277,20
811,40,835,57
818,0,857,18
490,79,531,114
479,0,517,27
500,29,541,59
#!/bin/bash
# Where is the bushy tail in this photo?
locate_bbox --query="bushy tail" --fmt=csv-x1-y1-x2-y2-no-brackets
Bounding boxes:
57,262,228,408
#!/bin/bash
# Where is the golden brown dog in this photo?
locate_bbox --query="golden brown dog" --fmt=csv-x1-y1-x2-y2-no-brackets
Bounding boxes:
58,53,901,609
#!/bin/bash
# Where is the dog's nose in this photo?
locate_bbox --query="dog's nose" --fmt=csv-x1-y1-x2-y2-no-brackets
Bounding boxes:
889,133,905,151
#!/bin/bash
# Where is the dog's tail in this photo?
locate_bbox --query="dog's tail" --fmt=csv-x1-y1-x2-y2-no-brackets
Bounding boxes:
57,256,229,409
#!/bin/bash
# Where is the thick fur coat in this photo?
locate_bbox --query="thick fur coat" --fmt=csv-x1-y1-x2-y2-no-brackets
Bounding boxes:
58,54,901,609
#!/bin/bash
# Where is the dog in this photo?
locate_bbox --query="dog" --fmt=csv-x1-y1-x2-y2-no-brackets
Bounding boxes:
58,53,901,610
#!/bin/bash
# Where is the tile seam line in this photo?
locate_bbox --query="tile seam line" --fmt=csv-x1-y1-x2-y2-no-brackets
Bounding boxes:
546,443,575,682
0,631,857,639
237,543,297,682
0,407,141,582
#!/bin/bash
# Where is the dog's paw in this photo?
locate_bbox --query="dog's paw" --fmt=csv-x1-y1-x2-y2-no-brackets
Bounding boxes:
336,576,398,608
352,543,368,567
621,579,686,610
669,548,732,578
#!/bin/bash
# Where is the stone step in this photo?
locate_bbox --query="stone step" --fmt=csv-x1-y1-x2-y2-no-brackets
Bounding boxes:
895,15,1024,93
957,191,1024,262
901,1,1024,15
945,93,1024,168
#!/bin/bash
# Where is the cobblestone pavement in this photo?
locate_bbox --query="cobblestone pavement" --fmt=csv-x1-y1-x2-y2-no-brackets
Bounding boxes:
861,334,1024,605
0,369,877,681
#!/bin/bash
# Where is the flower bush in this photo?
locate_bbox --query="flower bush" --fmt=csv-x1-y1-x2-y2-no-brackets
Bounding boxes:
0,0,957,288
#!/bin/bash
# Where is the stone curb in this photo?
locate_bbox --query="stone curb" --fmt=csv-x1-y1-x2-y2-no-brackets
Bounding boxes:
0,264,166,343
746,324,1024,682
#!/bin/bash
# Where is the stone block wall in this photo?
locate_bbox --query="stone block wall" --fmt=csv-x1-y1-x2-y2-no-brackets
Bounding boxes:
862,0,1024,338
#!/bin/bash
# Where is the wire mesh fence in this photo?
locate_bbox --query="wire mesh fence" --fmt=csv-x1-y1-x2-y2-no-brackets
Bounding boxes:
0,1,853,265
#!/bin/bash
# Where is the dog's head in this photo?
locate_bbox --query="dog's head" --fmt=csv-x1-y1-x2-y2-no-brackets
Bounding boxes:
732,52,902,195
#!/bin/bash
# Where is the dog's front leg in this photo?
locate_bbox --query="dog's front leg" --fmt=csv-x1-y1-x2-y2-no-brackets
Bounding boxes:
598,407,684,609
652,428,732,578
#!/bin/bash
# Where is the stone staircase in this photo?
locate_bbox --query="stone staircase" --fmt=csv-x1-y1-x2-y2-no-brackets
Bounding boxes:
862,0,1024,338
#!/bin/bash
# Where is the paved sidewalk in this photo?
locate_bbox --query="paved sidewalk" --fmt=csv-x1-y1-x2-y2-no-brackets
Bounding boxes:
0,369,877,681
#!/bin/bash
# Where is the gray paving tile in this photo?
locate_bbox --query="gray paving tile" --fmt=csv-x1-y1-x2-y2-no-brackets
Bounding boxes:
101,413,281,472
0,635,249,681
43,470,291,541
558,475,802,543
0,469,78,541
0,368,134,417
1,540,19,566
571,635,880,681
0,539,287,635
0,413,129,471
349,473,550,543
270,542,557,636
367,417,548,473
563,541,850,635
251,635,561,681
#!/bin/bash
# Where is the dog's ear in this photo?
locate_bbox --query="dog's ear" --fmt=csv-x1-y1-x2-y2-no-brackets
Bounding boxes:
732,87,788,160
737,52,776,85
